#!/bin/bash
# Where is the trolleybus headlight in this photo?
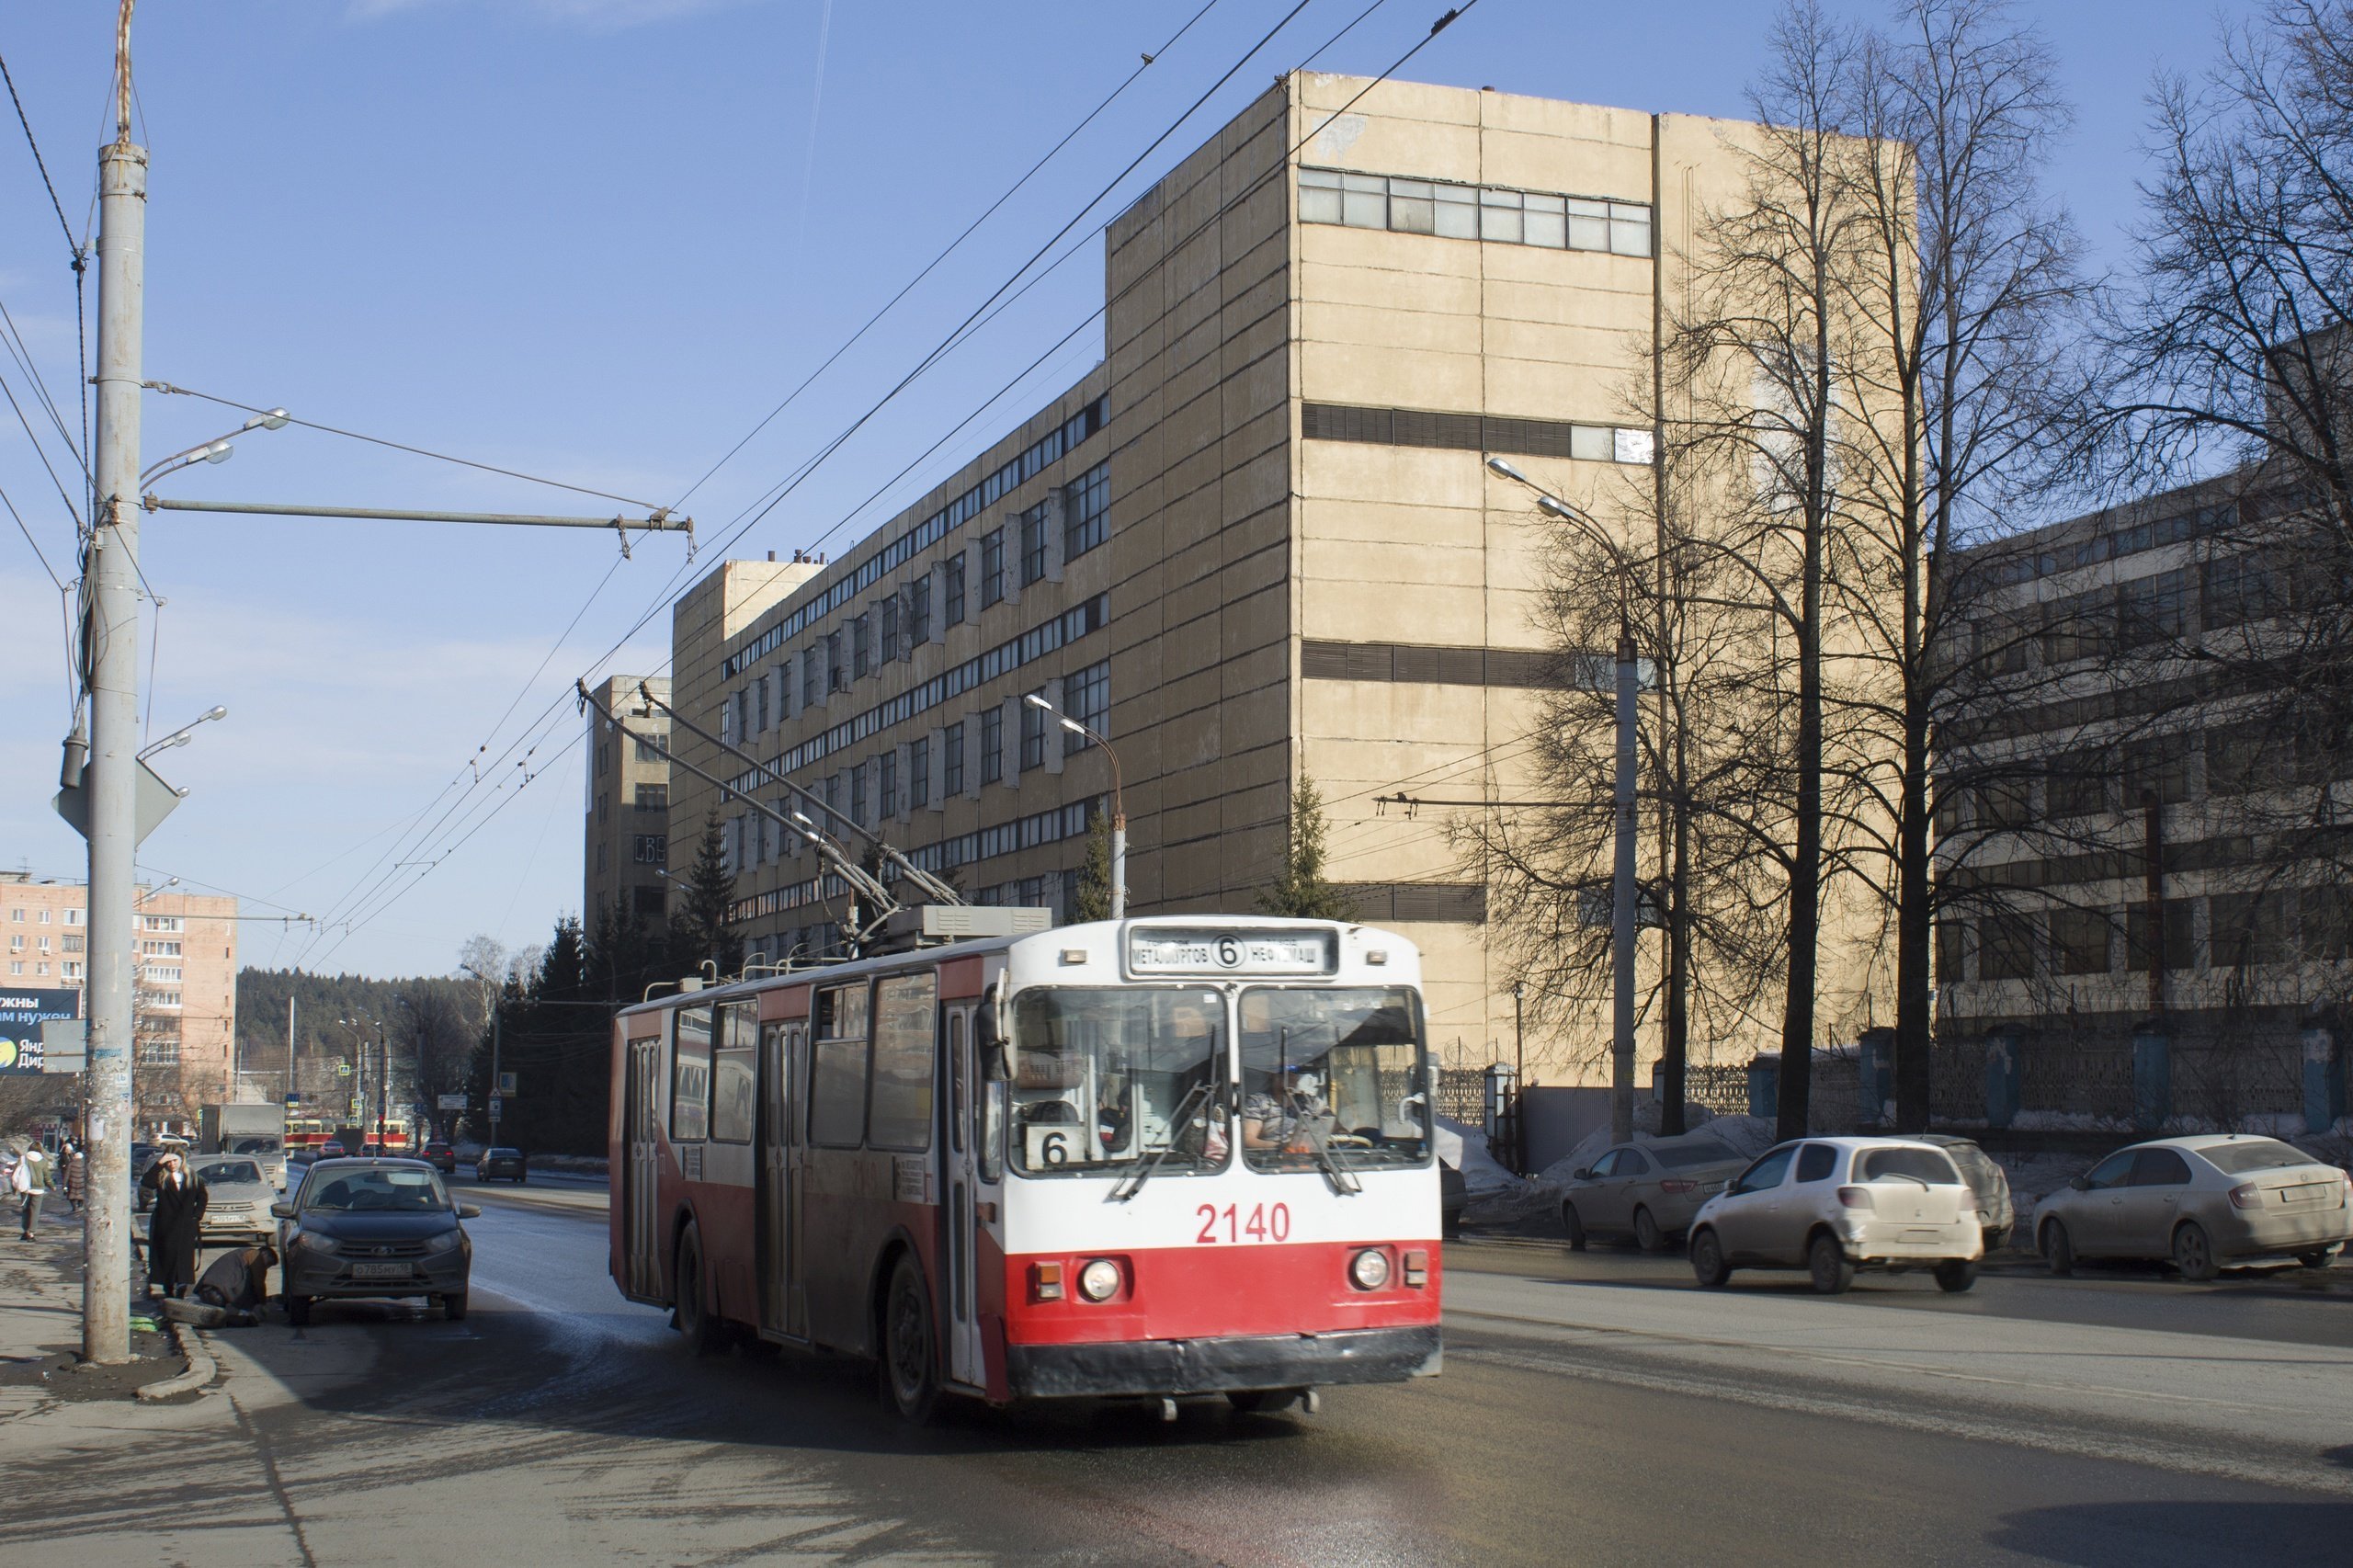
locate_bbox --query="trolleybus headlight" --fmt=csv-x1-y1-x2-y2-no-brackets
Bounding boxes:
1349,1248,1392,1290
1078,1258,1121,1302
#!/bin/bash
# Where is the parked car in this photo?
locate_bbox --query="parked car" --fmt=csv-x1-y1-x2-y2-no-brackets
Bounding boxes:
1558,1131,1749,1253
474,1147,527,1184
421,1140,458,1175
1688,1136,1984,1294
270,1157,478,1324
2031,1135,2352,1281
189,1155,278,1247
1919,1133,2016,1254
317,1140,347,1159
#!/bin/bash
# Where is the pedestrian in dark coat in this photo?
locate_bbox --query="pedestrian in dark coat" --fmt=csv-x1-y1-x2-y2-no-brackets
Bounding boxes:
142,1152,207,1297
60,1143,85,1214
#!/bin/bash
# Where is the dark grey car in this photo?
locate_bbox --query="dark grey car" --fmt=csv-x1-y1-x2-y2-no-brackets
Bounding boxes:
271,1157,478,1324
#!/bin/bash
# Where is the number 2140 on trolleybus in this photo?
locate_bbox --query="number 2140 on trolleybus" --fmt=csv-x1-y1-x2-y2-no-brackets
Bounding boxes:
608,915,1444,1422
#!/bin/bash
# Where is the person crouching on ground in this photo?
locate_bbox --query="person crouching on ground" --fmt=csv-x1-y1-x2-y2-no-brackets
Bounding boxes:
194,1244,278,1325
142,1151,207,1298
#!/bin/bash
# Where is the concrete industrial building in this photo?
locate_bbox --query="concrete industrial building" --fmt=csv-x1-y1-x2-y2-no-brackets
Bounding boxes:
584,675,677,929
660,75,1894,1084
0,871,239,1126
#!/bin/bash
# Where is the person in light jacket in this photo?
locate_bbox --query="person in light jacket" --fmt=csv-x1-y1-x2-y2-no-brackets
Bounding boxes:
10,1145,49,1240
142,1152,208,1297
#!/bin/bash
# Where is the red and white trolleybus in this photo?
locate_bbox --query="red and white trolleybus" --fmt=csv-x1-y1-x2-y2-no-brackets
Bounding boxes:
607,915,1444,1420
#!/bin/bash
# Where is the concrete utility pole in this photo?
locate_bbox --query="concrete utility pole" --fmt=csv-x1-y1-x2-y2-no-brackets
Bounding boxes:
1611,631,1639,1143
82,3,145,1365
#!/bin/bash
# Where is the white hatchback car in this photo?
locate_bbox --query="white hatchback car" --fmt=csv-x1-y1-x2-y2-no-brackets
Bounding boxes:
1688,1136,1985,1294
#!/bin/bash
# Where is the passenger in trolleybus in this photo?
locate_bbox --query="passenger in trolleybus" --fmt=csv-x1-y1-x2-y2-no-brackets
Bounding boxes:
1236,987,1434,1174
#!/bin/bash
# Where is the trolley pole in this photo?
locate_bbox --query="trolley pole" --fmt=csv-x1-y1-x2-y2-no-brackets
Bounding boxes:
81,39,148,1364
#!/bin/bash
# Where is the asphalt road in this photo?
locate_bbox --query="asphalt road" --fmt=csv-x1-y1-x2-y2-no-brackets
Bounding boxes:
24,1177,2353,1566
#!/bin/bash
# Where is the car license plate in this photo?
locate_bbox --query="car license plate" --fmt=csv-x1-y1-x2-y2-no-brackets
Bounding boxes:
2281,1185,2324,1204
351,1262,410,1280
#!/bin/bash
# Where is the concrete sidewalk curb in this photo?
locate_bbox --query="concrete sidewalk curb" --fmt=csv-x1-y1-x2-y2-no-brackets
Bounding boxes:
135,1315,219,1403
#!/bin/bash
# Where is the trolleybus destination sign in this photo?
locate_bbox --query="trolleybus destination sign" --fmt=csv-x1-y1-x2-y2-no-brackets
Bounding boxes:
1126,928,1336,976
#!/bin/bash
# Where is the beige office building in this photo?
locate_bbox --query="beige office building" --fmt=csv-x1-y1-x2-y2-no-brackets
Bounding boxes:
0,871,239,1126
666,75,1888,1083
584,675,678,927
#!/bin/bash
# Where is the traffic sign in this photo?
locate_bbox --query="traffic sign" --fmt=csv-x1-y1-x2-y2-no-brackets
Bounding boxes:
488,1095,502,1119
335,1062,353,1078
283,1093,300,1107
495,1072,517,1096
436,1093,466,1111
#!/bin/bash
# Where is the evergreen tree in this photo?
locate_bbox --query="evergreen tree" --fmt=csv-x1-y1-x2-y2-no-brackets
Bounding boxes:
1257,774,1355,920
669,810,742,974
1072,809,1115,923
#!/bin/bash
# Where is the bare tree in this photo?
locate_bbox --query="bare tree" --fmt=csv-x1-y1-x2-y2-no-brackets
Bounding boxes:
395,986,473,1137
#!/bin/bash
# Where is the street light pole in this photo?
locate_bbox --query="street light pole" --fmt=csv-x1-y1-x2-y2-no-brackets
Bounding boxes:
81,16,147,1364
1024,693,1124,918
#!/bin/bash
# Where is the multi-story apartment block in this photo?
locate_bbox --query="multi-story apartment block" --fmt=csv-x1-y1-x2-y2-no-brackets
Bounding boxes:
665,75,1893,1081
1936,463,2351,1126
584,675,678,928
0,870,239,1122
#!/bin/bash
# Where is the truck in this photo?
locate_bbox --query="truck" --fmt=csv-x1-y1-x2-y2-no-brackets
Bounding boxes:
199,1103,289,1191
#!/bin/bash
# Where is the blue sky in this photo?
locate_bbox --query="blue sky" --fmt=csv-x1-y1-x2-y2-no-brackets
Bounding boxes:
0,0,2243,978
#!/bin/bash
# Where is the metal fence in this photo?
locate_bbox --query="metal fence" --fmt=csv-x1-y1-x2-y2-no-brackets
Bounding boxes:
1436,1068,1489,1127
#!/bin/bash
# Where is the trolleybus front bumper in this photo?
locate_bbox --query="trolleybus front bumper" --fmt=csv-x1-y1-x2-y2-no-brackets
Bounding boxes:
1005,1324,1440,1400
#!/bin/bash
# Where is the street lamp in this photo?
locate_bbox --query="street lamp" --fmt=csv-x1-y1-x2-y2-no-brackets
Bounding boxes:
1024,692,1125,919
136,704,227,762
138,409,289,487
1487,455,1643,1144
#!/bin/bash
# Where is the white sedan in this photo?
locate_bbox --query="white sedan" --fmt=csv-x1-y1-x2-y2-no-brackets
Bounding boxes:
1688,1136,1984,1294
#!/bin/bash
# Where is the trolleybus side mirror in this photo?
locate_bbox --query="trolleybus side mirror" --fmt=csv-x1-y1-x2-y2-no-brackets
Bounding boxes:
976,1000,1011,1081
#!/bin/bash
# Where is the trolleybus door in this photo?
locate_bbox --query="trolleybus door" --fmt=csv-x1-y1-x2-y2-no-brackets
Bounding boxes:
943,1003,984,1386
624,1037,662,1300
757,1019,808,1339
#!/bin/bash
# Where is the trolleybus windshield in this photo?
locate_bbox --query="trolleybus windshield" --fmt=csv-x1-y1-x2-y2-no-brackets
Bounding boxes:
1009,988,1230,1176
1238,986,1430,1172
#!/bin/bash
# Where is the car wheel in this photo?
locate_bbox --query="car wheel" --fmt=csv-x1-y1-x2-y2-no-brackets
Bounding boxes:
1227,1388,1301,1415
1934,1259,1977,1293
881,1253,940,1425
443,1291,468,1321
1688,1227,1730,1289
2040,1220,2075,1277
674,1222,727,1355
516,1173,528,1185
2172,1221,2219,1282
1808,1233,1854,1295
2298,1246,2339,1270
285,1294,312,1326
1563,1202,1587,1253
1632,1206,1666,1254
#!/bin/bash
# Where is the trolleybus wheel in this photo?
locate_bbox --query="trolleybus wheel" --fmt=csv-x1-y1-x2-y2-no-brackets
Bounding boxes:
1225,1389,1301,1415
881,1254,940,1425
674,1222,727,1356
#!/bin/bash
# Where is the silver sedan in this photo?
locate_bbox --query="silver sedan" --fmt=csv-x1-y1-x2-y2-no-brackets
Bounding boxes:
2032,1135,2351,1280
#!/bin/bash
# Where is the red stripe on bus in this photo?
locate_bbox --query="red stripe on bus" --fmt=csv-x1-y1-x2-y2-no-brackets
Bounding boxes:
998,1242,1443,1346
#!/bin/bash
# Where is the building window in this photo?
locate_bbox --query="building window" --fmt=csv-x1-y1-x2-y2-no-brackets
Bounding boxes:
2128,900,2198,972
1019,501,1050,586
635,783,667,812
980,707,1003,786
853,614,873,679
597,843,608,872
1062,660,1108,753
1978,913,2036,981
32,962,46,976
945,554,967,626
36,909,49,925
981,528,1006,608
848,761,869,826
2122,733,2197,807
943,722,965,795
63,934,82,953
1300,166,1651,256
7,909,18,923
755,674,769,734
6,962,17,976
2212,891,2294,968
1019,693,1048,772
802,648,820,707
881,596,901,663
1065,462,1108,559
36,936,49,952
909,737,930,809
64,909,79,926
634,835,667,865
907,578,931,647
879,750,899,819
2050,908,2112,975
62,961,80,980
827,631,847,691
8,936,20,952
632,885,665,919
635,735,662,762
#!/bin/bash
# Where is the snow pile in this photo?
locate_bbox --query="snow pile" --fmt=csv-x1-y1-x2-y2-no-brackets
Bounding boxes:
1435,1114,1523,1199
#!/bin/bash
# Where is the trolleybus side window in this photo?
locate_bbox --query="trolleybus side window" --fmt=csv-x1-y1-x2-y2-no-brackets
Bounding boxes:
809,983,870,1148
672,1005,712,1143
947,1011,968,1155
1006,988,1229,1176
710,1001,757,1144
869,972,938,1152
1237,986,1430,1171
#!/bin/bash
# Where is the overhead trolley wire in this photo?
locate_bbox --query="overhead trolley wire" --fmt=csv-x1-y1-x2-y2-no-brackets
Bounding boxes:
305,1,1480,956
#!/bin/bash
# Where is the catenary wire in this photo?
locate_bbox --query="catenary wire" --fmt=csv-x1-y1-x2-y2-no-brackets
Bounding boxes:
305,2,1478,955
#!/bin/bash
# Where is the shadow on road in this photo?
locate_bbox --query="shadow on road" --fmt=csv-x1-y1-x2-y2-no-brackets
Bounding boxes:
1984,1500,2353,1564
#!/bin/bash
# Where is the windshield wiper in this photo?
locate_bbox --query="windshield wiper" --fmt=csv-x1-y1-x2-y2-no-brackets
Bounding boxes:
1303,1120,1362,1196
1111,1081,1216,1202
